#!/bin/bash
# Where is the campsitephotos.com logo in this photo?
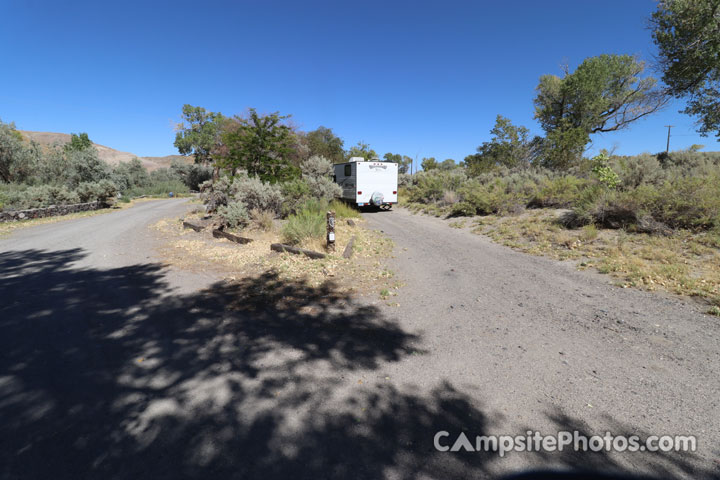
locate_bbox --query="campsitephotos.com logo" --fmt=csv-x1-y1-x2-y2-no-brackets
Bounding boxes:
434,431,697,457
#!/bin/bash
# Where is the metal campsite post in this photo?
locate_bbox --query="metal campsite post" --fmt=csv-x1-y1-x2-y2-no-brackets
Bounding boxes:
326,211,336,252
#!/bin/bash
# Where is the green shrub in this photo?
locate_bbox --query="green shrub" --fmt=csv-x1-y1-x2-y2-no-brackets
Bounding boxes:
124,179,186,199
450,201,476,217
654,176,720,229
591,154,620,189
111,158,151,191
282,203,326,245
458,179,522,215
65,148,110,188
406,169,468,203
217,201,250,229
3,184,81,209
529,176,588,208
76,180,119,204
305,175,342,201
199,177,236,212
169,159,212,190
612,154,666,188
232,175,284,214
280,178,311,214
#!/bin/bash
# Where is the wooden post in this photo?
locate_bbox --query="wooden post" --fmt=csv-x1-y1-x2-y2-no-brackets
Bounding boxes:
326,211,336,252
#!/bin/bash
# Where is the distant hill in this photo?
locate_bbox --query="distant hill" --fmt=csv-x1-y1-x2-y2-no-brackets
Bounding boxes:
19,131,192,172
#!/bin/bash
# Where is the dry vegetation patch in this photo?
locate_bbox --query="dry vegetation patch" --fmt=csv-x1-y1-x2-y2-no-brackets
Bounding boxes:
466,209,720,310
152,213,400,299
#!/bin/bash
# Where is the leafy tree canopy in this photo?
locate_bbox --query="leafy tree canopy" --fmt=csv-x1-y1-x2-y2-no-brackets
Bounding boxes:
421,157,438,171
382,153,413,174
305,126,345,163
438,159,456,170
465,115,539,175
0,120,38,183
534,54,666,168
345,142,377,161
65,133,92,152
174,105,224,166
219,109,299,183
652,0,720,137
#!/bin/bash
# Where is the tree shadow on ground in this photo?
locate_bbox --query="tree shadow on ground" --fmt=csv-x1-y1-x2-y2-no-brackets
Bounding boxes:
0,249,716,479
0,249,490,479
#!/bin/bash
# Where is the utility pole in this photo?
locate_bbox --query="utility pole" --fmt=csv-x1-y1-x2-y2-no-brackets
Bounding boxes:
664,125,674,153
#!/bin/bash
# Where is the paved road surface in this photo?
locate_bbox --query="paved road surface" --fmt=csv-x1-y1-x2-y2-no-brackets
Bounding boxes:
1,201,718,479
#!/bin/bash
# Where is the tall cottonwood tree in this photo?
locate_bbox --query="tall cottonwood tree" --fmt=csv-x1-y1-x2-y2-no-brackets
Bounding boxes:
534,54,667,168
652,0,720,137
174,105,225,178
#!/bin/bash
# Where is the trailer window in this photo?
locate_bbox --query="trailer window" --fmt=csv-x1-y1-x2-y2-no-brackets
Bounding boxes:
344,164,351,176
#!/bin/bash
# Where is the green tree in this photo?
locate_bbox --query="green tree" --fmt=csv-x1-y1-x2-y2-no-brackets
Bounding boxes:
465,115,536,175
65,147,110,188
111,158,150,191
305,126,345,163
65,132,92,152
534,54,666,168
421,157,438,171
174,105,224,177
219,109,299,183
438,159,456,170
0,120,38,183
382,153,412,174
652,0,720,137
345,141,377,161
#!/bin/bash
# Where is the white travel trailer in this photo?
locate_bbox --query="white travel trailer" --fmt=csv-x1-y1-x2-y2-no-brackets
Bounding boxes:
333,157,398,209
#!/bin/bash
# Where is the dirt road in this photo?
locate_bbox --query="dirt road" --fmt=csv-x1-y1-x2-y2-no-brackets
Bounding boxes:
0,201,718,479
362,208,720,478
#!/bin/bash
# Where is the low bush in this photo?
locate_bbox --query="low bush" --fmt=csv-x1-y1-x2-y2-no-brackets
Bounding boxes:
199,177,236,212
449,201,476,217
233,175,284,215
282,201,326,245
280,178,312,215
304,175,341,201
654,176,720,230
528,176,589,208
76,180,118,204
124,179,188,199
217,201,250,229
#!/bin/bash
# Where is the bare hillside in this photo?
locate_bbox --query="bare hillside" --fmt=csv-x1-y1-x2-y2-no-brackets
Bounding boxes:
20,131,192,172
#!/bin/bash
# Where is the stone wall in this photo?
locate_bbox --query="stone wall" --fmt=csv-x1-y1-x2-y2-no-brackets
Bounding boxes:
0,201,103,223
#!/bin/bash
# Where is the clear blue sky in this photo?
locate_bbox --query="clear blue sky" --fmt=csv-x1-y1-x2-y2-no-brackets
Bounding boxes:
1,0,717,159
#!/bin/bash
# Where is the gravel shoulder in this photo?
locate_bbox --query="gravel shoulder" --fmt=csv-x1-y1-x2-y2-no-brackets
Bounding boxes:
364,207,720,477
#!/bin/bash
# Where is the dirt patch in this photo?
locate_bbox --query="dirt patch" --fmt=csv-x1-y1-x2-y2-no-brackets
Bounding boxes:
152,215,400,299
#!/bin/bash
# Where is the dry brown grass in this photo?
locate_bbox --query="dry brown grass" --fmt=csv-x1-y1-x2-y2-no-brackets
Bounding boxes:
470,209,720,308
152,214,400,299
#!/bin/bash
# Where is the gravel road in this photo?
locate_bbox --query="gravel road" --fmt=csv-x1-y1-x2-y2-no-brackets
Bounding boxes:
362,208,720,478
1,201,718,479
